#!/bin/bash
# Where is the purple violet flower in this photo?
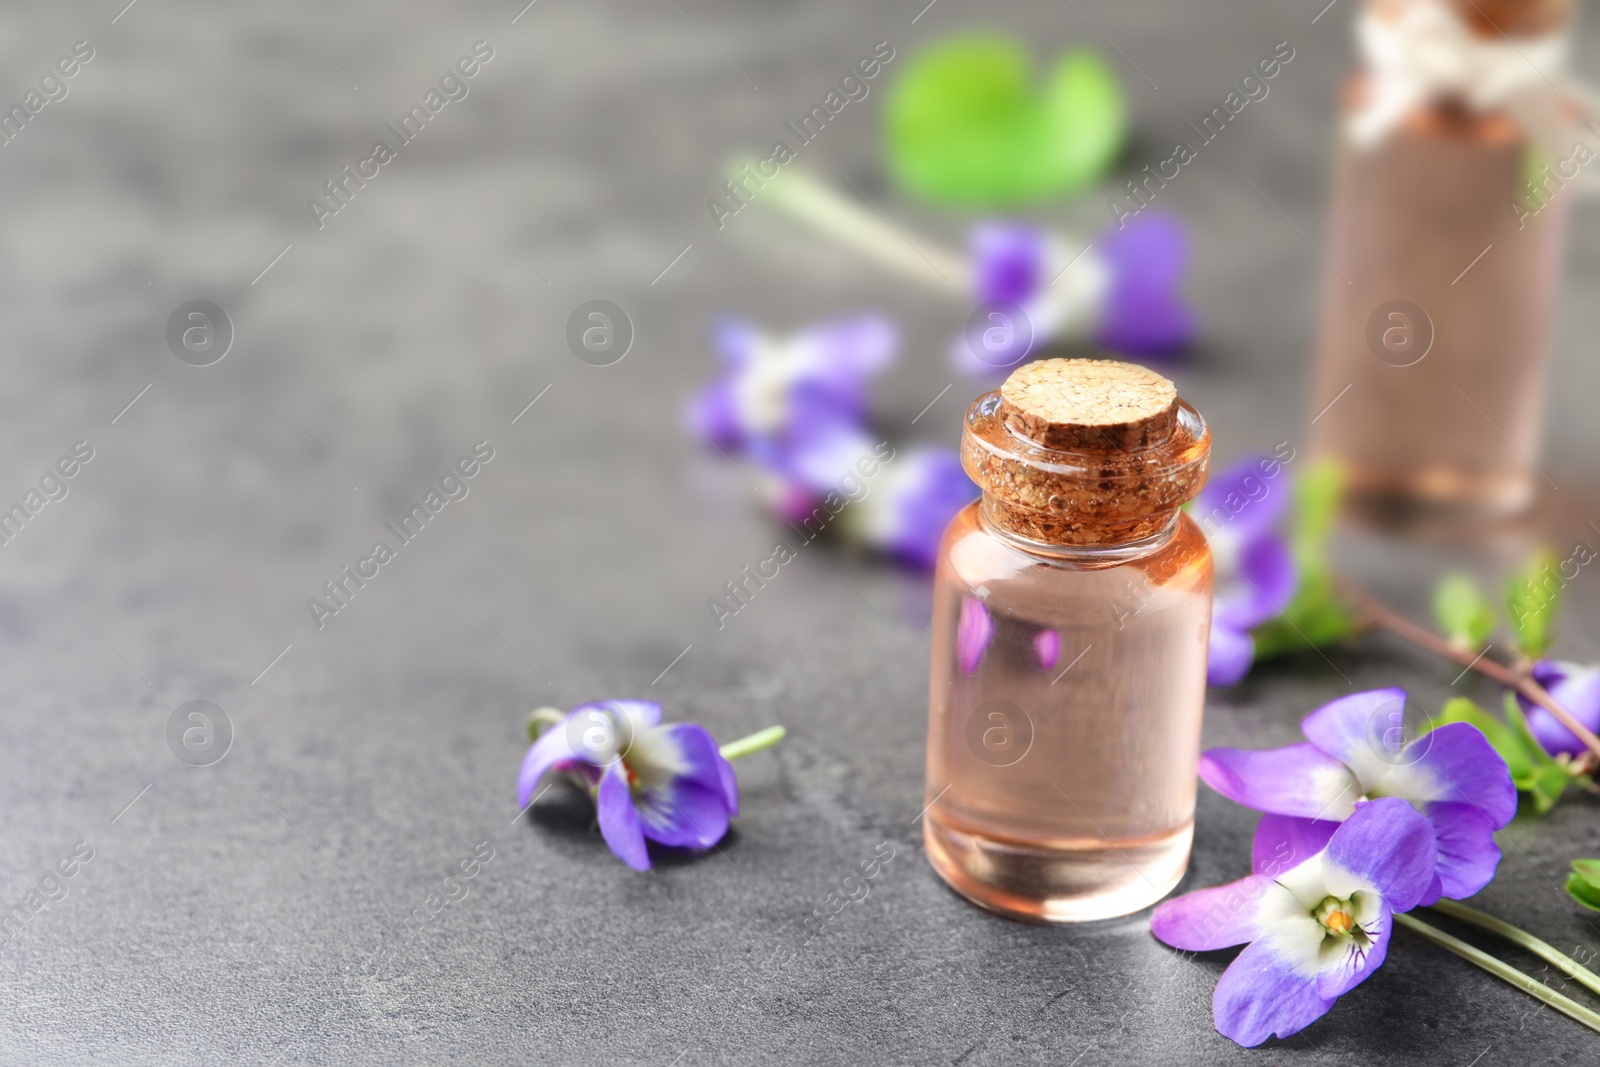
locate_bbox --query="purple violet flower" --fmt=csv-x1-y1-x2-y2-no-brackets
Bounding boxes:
956,214,1197,375
1094,213,1197,356
747,410,878,500
845,447,979,569
1199,687,1516,905
690,314,896,450
1193,456,1298,687
956,597,992,676
1515,660,1600,758
1151,797,1436,1047
517,700,739,872
971,222,1045,307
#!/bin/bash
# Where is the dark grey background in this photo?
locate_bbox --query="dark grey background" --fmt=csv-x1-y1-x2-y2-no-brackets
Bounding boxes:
0,0,1597,1063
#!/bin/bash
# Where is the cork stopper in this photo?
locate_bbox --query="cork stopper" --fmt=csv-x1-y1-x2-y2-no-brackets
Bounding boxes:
999,359,1178,452
960,357,1210,548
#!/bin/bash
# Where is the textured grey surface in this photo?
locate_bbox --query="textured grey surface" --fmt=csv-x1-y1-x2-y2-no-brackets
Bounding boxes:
0,0,1598,1063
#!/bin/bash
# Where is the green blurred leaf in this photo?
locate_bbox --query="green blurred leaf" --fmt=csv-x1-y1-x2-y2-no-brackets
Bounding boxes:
1572,858,1600,886
1506,547,1561,659
884,37,1125,207
1528,762,1570,814
1567,873,1600,910
1433,573,1497,649
1494,689,1573,815
1249,460,1358,662
1502,689,1555,764
1291,458,1343,552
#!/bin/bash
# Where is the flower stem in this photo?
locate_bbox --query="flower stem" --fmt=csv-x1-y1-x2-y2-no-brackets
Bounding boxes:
1337,577,1600,762
720,725,786,761
748,164,968,290
1394,912,1600,1033
527,706,566,743
1426,899,1600,998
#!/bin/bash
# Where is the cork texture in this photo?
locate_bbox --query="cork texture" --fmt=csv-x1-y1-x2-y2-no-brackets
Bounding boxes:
998,359,1179,452
961,360,1210,547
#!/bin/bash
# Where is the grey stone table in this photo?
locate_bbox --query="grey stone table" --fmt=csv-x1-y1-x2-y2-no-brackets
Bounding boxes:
1,0,1598,1063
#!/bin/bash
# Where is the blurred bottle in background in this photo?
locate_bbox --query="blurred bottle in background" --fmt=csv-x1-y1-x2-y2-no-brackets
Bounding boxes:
1309,0,1581,529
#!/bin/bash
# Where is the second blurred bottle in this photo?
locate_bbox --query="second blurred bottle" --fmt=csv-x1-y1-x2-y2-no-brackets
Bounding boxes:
1309,0,1581,527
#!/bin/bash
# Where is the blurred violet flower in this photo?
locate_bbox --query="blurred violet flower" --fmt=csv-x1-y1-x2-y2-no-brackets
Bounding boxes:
954,213,1197,375
747,411,879,515
1516,660,1600,758
690,314,896,450
956,598,992,676
1194,456,1298,687
1151,797,1436,1047
686,314,975,570
1199,687,1516,905
1096,214,1197,355
517,700,740,872
844,447,978,569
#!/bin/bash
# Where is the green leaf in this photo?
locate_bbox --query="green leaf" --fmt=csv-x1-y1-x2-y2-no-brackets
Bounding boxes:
1248,460,1359,662
1528,762,1570,814
1433,573,1497,649
1506,547,1562,659
1498,690,1572,815
1502,690,1558,766
1573,858,1600,886
1290,458,1344,553
1567,860,1600,910
1036,51,1126,198
884,37,1125,207
1251,570,1355,656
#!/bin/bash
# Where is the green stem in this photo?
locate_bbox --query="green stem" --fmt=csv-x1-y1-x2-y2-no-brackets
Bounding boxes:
1426,899,1600,998
1394,913,1600,1033
719,725,786,761
1337,576,1600,762
746,163,967,290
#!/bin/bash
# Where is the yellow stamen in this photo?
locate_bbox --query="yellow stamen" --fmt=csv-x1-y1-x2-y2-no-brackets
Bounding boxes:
1324,909,1355,936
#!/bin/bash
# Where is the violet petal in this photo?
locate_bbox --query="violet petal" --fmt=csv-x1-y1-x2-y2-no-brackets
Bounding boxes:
596,762,651,871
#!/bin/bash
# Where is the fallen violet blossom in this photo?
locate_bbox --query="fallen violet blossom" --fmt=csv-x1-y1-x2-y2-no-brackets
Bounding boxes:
1515,660,1600,759
1199,687,1515,904
729,167,1197,369
517,700,783,871
686,313,977,570
689,314,895,451
955,214,1197,374
1193,455,1298,687
1152,798,1436,1046
842,446,978,569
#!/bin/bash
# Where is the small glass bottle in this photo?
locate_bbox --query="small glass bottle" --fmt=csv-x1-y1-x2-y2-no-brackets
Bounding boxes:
1308,0,1575,526
923,358,1213,923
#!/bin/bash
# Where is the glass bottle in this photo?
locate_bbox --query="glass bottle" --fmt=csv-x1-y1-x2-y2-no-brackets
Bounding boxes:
1308,0,1575,526
923,358,1213,922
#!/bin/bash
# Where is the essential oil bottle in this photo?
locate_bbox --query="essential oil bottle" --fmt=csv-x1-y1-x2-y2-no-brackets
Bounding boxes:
923,358,1213,922
1308,0,1574,525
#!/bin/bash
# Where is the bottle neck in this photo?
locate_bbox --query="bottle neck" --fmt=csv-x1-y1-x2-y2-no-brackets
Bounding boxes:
978,497,1183,562
1347,0,1572,147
